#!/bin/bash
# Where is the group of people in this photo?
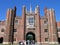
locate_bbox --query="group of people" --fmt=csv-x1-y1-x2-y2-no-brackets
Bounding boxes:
19,40,36,45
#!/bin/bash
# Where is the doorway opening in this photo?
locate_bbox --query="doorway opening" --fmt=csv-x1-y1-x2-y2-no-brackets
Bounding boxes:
0,37,3,43
26,32,35,44
26,32,35,41
58,38,60,44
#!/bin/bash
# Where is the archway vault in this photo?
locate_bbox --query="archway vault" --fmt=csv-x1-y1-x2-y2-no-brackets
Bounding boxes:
26,32,35,41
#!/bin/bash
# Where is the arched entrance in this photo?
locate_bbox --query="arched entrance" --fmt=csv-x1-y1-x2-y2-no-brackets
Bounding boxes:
26,32,35,41
58,38,60,44
0,37,3,43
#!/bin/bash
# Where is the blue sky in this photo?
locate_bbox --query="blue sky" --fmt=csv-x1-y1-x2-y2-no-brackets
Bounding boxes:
0,0,60,22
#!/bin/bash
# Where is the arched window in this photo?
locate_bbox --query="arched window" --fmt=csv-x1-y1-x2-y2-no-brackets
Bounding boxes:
1,28,4,32
15,20,18,24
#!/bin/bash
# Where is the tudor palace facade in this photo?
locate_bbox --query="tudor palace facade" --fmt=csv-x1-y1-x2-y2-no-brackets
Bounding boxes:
0,6,60,44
